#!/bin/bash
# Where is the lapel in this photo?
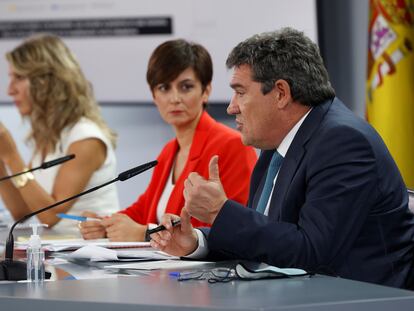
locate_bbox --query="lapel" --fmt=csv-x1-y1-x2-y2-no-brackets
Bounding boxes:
267,98,334,219
184,111,214,174
164,111,215,214
147,141,178,223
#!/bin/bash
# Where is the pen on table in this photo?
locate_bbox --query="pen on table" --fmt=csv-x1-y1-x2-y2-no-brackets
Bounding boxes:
147,219,181,235
168,271,192,278
169,271,181,278
57,213,102,222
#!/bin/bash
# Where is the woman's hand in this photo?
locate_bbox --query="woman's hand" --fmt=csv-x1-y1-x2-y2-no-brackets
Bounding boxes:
79,211,106,240
0,160,8,176
0,122,19,164
102,213,146,242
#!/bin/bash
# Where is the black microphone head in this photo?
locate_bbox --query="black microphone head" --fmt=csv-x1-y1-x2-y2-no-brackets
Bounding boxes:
41,154,76,169
0,260,27,281
118,160,158,181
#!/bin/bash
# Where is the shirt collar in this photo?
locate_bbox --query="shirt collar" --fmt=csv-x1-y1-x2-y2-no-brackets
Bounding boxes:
277,109,312,157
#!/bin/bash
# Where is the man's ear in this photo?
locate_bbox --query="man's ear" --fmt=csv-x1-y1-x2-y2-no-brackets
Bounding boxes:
274,79,292,109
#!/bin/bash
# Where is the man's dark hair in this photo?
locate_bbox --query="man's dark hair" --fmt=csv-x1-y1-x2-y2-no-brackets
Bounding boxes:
226,27,335,106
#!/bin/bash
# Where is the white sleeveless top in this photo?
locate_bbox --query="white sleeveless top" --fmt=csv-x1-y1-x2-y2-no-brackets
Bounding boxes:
31,118,120,233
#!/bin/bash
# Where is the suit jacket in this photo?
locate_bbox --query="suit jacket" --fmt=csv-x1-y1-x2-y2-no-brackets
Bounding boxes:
121,111,257,227
206,98,414,288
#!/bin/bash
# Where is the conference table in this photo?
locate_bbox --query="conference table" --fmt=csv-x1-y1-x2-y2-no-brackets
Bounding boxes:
1,228,414,311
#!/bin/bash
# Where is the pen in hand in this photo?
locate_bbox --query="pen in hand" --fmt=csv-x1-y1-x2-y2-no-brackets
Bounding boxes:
147,219,181,235
57,213,102,222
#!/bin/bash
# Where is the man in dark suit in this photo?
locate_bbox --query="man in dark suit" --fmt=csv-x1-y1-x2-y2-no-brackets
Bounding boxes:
150,27,414,288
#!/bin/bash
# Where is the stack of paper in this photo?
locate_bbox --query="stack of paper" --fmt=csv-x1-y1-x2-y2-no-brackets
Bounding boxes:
15,238,151,252
62,245,177,262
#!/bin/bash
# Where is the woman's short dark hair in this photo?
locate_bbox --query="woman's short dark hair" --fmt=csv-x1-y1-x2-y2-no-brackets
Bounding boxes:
146,39,213,92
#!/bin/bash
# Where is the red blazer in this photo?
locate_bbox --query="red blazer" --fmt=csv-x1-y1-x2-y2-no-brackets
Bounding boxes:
121,112,257,227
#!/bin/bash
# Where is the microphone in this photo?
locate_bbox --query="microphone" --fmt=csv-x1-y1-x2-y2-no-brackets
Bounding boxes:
0,154,76,182
0,160,158,281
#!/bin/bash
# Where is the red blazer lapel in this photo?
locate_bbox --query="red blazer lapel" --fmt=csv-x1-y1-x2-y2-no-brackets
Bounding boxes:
146,140,178,223
165,112,214,216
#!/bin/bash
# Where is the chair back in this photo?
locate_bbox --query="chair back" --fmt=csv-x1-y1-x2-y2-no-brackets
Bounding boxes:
409,189,414,213
405,189,414,290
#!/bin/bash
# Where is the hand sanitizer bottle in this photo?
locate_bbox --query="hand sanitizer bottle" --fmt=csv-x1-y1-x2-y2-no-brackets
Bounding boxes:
26,224,48,282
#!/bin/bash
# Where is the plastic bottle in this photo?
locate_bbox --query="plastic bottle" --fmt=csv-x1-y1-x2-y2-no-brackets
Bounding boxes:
26,224,47,282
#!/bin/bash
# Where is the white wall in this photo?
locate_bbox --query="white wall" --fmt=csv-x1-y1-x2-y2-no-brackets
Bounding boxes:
0,0,318,103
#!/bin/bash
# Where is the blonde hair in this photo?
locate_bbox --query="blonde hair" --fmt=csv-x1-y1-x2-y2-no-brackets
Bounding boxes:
6,33,117,154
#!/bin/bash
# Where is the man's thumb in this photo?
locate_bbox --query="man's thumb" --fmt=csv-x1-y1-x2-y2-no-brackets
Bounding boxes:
180,207,192,233
208,155,220,182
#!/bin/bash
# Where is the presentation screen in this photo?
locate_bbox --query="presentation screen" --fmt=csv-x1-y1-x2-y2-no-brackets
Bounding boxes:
0,0,318,104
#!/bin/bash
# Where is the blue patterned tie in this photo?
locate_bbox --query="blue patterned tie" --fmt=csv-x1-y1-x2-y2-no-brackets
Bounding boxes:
256,151,284,214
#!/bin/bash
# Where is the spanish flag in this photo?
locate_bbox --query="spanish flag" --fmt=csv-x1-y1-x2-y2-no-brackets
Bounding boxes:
366,0,414,188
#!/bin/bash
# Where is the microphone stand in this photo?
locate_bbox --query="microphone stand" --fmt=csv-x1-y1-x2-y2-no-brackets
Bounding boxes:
0,160,157,281
0,154,75,182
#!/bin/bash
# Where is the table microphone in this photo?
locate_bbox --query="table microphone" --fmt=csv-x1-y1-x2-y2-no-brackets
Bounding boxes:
0,154,76,182
0,159,158,281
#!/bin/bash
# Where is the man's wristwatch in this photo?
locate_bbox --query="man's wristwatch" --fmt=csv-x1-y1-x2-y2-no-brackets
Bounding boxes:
11,168,34,188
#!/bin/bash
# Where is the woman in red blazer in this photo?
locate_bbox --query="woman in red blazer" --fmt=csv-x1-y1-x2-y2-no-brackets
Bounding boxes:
80,39,257,241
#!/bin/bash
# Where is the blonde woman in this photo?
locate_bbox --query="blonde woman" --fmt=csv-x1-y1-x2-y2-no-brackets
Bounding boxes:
0,34,119,232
